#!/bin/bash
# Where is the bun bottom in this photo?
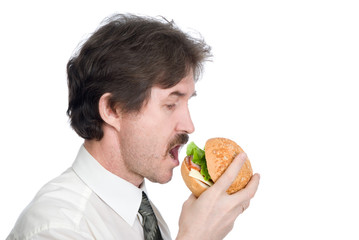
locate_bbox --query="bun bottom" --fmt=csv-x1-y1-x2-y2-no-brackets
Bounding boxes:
181,159,209,198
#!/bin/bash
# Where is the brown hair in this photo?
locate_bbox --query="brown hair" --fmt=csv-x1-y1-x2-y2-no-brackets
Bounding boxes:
66,14,211,140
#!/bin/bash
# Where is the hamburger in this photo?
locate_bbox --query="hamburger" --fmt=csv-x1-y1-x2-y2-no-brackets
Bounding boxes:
181,137,253,197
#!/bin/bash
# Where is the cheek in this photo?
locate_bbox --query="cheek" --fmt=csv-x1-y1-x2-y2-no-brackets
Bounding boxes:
122,119,163,157
122,107,177,154
141,111,175,139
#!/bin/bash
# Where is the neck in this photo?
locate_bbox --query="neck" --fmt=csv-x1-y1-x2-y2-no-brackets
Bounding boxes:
84,126,144,187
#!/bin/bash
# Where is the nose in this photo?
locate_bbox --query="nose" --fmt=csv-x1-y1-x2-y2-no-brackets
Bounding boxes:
177,105,195,134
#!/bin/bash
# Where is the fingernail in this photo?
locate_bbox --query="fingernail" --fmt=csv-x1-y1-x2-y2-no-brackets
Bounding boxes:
239,152,247,159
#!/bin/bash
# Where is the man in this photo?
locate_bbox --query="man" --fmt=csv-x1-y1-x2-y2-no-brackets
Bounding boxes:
7,14,260,240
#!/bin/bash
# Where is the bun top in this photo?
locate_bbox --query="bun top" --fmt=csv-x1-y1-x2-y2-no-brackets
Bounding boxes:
205,137,253,194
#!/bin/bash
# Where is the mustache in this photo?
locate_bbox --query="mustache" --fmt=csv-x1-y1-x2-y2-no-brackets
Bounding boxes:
167,134,189,151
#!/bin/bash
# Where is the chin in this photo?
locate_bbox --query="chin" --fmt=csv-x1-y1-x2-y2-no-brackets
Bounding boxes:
148,170,173,184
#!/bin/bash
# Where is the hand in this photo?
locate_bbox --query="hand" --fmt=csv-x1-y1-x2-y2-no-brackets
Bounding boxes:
176,152,260,240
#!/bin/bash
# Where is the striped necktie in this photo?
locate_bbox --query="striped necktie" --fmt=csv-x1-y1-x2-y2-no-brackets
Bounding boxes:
138,191,163,240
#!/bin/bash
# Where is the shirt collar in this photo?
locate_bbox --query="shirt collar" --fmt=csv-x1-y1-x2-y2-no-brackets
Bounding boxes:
72,145,146,226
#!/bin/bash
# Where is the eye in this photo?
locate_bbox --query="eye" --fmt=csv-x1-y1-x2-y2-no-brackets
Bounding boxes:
166,104,176,110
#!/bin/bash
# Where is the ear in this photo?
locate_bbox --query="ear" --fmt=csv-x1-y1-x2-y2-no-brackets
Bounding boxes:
98,93,121,132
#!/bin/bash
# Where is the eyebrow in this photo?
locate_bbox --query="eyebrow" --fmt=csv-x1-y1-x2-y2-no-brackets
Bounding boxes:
169,90,197,98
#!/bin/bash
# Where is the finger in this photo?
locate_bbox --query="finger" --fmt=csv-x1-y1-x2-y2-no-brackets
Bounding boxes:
213,152,248,192
186,194,196,203
233,173,260,201
236,201,250,215
182,194,196,210
238,200,250,214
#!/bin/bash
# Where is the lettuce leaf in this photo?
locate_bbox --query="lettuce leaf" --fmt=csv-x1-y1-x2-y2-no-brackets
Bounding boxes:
186,142,212,181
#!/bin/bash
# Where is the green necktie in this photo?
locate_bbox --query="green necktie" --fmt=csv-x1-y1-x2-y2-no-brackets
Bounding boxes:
138,191,163,240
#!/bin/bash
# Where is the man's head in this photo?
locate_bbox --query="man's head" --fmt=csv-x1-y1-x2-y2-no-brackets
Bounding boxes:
66,14,211,184
67,14,211,140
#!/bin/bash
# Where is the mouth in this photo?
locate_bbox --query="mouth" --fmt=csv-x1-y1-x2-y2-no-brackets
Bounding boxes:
167,134,189,166
169,145,181,164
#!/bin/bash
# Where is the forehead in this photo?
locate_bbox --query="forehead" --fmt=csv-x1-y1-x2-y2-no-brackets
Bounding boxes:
151,73,196,100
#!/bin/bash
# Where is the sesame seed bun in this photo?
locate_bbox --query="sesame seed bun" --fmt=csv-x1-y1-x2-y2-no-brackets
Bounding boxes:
205,137,253,194
181,137,253,197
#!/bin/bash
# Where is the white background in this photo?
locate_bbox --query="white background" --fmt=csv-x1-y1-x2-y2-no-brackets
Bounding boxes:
1,0,358,239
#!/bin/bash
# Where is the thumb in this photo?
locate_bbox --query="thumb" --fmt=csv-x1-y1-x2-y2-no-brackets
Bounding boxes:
212,152,248,192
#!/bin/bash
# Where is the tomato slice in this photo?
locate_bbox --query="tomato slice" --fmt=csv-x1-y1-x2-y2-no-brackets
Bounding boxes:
187,156,201,171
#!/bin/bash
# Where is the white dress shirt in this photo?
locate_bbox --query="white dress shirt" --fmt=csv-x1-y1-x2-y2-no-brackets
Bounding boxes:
7,145,172,240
